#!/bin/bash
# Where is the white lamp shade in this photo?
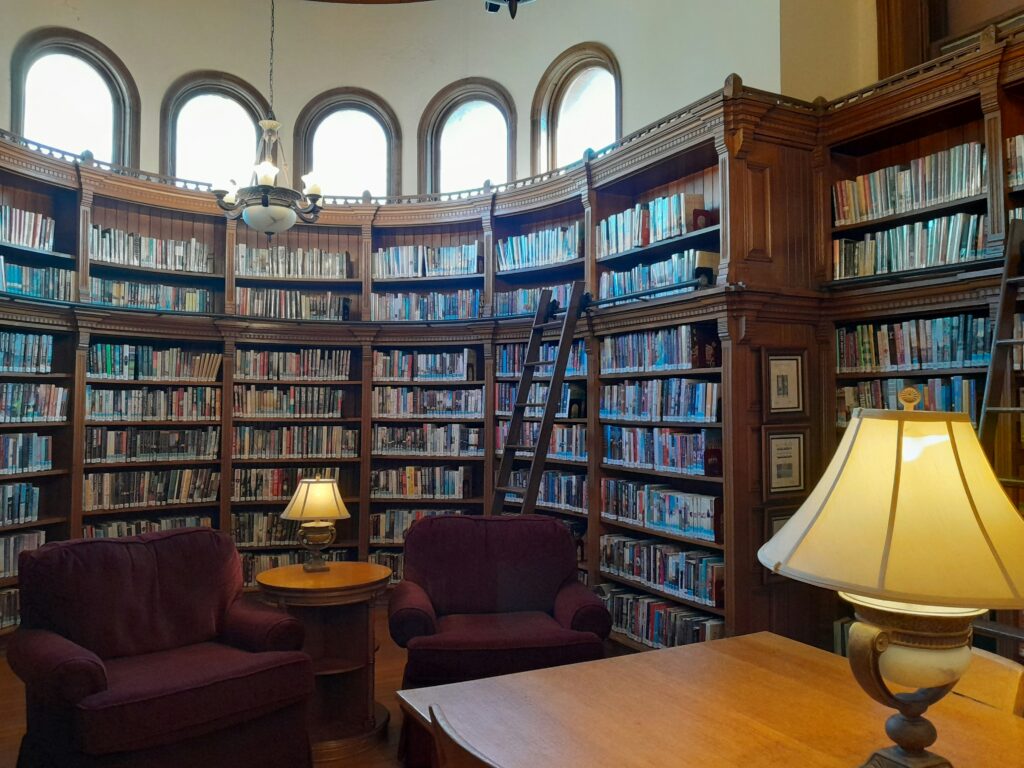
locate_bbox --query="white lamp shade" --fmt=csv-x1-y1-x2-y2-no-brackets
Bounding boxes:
242,204,297,234
757,408,1024,609
281,477,350,522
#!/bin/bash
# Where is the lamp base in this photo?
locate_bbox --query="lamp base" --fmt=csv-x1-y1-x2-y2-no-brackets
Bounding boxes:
297,521,335,573
862,746,951,767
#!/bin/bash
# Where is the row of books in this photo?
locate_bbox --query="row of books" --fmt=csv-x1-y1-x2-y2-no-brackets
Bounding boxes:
836,376,978,427
493,283,573,317
1009,314,1024,371
600,478,721,543
236,288,350,321
1006,134,1024,187
232,512,302,547
0,383,68,422
243,550,351,587
232,385,345,418
369,466,470,499
82,515,213,539
89,278,212,312
83,469,220,511
595,193,706,259
0,483,40,527
85,426,220,464
232,467,340,502
0,332,54,373
496,223,580,272
370,290,480,321
0,531,45,578
235,245,352,279
372,387,483,418
3,261,74,301
603,426,722,477
601,585,724,648
0,588,17,630
497,422,587,462
494,381,578,418
372,243,480,278
369,508,462,544
87,343,222,382
371,424,483,456
86,386,221,422
0,433,52,474
600,324,720,373
600,534,724,608
89,226,215,274
597,250,719,300
496,340,588,378
831,212,987,280
233,425,359,460
368,550,403,584
600,378,720,423
235,347,352,382
831,141,986,227
506,469,587,513
0,206,55,251
372,348,478,382
835,314,991,373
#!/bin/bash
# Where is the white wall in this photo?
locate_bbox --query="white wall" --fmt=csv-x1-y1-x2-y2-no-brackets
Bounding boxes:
0,0,874,193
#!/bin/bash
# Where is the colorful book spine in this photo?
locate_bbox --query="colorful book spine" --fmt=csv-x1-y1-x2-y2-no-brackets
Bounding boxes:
232,385,345,418
86,386,220,422
0,531,45,578
236,288,349,320
84,426,220,464
233,425,358,459
372,243,479,277
89,226,215,274
369,509,463,544
232,467,339,502
370,290,480,321
496,223,580,271
600,478,721,542
598,250,720,299
835,376,978,427
603,426,722,477
235,348,351,381
372,386,483,418
600,324,720,373
83,469,220,511
83,515,213,539
0,483,40,526
496,340,588,377
505,468,587,513
0,332,53,373
602,585,724,648
596,193,705,259
368,551,403,584
0,433,52,473
835,314,991,373
372,423,483,456
370,466,469,499
494,283,573,317
600,534,724,608
2,259,74,301
235,244,351,278
497,421,587,461
0,206,55,251
89,277,211,312
88,344,221,381
0,384,68,422
600,378,720,422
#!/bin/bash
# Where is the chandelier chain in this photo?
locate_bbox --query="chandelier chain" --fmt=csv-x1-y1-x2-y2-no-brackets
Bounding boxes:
269,0,275,114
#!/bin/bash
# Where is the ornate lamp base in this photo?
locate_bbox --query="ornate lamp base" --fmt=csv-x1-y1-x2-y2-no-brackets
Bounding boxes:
862,745,951,768
297,520,335,572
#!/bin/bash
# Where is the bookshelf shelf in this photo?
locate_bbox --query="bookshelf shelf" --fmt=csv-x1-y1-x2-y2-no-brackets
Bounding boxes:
502,499,588,519
88,260,225,283
0,469,68,482
595,226,722,269
371,454,486,461
0,372,71,381
232,456,360,465
597,367,722,380
372,274,483,287
496,415,587,424
830,194,988,236
85,378,223,387
0,421,70,430
599,463,723,484
495,452,587,468
834,367,989,380
608,630,654,653
494,257,585,282
0,516,67,533
598,419,722,429
0,577,18,589
83,500,221,518
599,570,725,616
234,275,362,288
369,496,483,504
372,379,485,387
822,258,1002,290
601,517,723,550
85,419,220,427
370,415,484,423
231,416,361,424
83,459,220,470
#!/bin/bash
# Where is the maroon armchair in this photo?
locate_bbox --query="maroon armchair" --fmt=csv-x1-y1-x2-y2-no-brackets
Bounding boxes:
389,515,610,689
8,528,314,768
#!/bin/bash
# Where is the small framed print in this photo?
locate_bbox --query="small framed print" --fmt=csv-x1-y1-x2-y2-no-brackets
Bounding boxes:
763,349,807,421
765,506,798,541
762,427,808,500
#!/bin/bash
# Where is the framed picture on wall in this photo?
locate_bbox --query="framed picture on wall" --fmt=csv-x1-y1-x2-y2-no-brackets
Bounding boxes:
762,349,807,421
761,504,800,583
762,426,808,500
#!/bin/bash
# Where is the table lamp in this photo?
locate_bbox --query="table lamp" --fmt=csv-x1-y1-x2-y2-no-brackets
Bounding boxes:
281,476,350,572
758,389,1024,768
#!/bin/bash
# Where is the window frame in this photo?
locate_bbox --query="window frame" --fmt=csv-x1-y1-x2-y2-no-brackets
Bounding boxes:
160,70,270,181
531,43,622,175
293,87,401,198
418,78,516,195
11,27,141,167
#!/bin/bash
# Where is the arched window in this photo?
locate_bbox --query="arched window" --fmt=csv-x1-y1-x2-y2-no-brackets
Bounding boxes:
419,78,516,194
161,72,268,186
532,43,621,174
294,88,401,198
11,28,139,166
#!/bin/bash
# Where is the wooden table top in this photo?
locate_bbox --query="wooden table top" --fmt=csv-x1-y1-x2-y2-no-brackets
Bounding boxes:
398,632,1024,767
256,562,392,606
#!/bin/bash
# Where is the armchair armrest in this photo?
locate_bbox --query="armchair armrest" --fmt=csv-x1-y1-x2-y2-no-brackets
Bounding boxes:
389,580,437,648
7,628,107,705
554,581,612,639
221,599,304,652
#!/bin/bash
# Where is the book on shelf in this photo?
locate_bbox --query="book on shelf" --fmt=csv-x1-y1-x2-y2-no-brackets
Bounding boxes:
369,508,463,544
372,243,480,278
233,425,358,459
235,244,352,278
599,583,724,649
0,433,52,473
82,515,213,539
88,343,221,381
0,483,40,527
0,332,53,373
1,259,74,301
242,550,352,587
89,277,212,312
494,283,573,317
83,468,220,511
496,223,580,272
1007,134,1024,187
373,348,479,382
835,314,991,373
831,141,986,227
232,385,345,418
232,512,301,546
596,193,706,259
832,212,987,279
85,426,220,464
372,423,483,456
86,385,221,422
505,468,587,513
836,376,977,427
370,289,480,321
235,348,351,381
0,531,45,578
0,206,55,251
600,324,720,373
89,226,216,274
600,378,720,423
232,467,340,502
369,550,403,584
370,465,470,499
236,287,349,321
0,383,68,422
598,250,720,300
372,386,483,418
495,380,583,418
1012,207,1024,221
496,340,588,377
601,478,721,543
603,425,722,477
496,421,587,462
0,588,18,630
600,534,724,608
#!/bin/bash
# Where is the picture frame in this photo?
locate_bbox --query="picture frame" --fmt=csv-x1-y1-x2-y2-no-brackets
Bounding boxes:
762,426,808,500
760,504,800,583
762,349,807,421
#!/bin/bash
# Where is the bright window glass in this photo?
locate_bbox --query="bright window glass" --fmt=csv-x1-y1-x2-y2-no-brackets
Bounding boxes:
439,100,508,193
555,67,616,168
175,93,257,187
23,53,114,161
311,109,388,198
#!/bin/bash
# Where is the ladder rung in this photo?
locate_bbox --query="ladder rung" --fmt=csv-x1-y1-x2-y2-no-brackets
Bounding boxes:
496,485,526,495
1007,276,1024,285
997,478,1024,488
523,359,551,367
518,401,547,408
504,444,534,452
986,407,1024,413
995,339,1024,346
533,321,564,330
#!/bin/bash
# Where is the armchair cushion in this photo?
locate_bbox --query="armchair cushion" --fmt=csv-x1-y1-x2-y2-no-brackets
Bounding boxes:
554,580,612,639
74,642,312,756
7,628,107,706
221,599,304,653
388,579,437,648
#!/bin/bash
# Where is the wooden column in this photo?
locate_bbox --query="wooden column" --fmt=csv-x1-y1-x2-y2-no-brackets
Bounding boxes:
482,339,495,513
358,341,373,559
219,336,235,534
69,326,90,538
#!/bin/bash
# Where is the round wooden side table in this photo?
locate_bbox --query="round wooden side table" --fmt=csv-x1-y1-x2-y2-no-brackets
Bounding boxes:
256,561,392,763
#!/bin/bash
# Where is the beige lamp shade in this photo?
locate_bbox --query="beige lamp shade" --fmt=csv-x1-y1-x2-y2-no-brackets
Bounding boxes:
280,477,350,521
757,408,1024,609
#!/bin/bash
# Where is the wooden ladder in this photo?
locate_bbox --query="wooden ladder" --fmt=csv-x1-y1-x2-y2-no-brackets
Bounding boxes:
490,281,587,516
976,217,1024,660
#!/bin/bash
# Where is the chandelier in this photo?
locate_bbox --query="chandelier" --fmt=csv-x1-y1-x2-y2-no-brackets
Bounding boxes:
483,0,535,18
212,0,321,235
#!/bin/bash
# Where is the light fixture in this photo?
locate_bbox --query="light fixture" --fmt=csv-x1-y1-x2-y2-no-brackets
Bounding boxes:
281,476,350,572
483,0,535,19
212,0,322,235
758,388,1024,768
